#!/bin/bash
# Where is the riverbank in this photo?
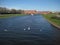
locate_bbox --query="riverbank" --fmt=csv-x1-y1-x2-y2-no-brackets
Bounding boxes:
42,14,60,30
47,19,60,30
0,14,26,18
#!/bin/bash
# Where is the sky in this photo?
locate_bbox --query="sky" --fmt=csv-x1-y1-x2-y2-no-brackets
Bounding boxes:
0,0,60,11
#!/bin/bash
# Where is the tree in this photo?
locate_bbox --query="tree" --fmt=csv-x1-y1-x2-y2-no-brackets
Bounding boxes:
0,7,10,14
10,9,17,14
0,7,24,14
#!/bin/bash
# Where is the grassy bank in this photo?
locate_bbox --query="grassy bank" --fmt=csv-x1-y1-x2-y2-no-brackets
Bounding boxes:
42,13,60,26
0,14,26,18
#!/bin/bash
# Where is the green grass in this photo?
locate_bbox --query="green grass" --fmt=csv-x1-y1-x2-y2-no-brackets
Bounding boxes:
42,13,60,26
0,14,26,18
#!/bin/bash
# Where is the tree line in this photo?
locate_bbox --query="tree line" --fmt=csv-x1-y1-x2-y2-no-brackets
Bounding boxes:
0,7,24,14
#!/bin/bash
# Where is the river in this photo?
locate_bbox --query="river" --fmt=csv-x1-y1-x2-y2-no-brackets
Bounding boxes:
0,14,60,45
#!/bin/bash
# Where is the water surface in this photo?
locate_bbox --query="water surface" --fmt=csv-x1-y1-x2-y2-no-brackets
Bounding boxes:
0,14,60,45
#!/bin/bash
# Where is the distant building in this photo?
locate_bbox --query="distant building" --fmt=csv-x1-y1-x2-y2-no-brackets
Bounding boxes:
24,10,51,14
37,11,50,14
24,10,37,14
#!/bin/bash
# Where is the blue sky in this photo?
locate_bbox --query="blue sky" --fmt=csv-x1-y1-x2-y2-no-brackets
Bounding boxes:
0,0,60,11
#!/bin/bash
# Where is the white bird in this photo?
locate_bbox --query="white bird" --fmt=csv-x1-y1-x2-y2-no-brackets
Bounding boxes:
24,28,26,31
28,27,30,30
40,29,42,31
4,29,8,31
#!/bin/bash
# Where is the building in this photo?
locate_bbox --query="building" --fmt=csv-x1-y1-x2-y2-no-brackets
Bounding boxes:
24,10,37,14
24,10,51,14
37,11,50,14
